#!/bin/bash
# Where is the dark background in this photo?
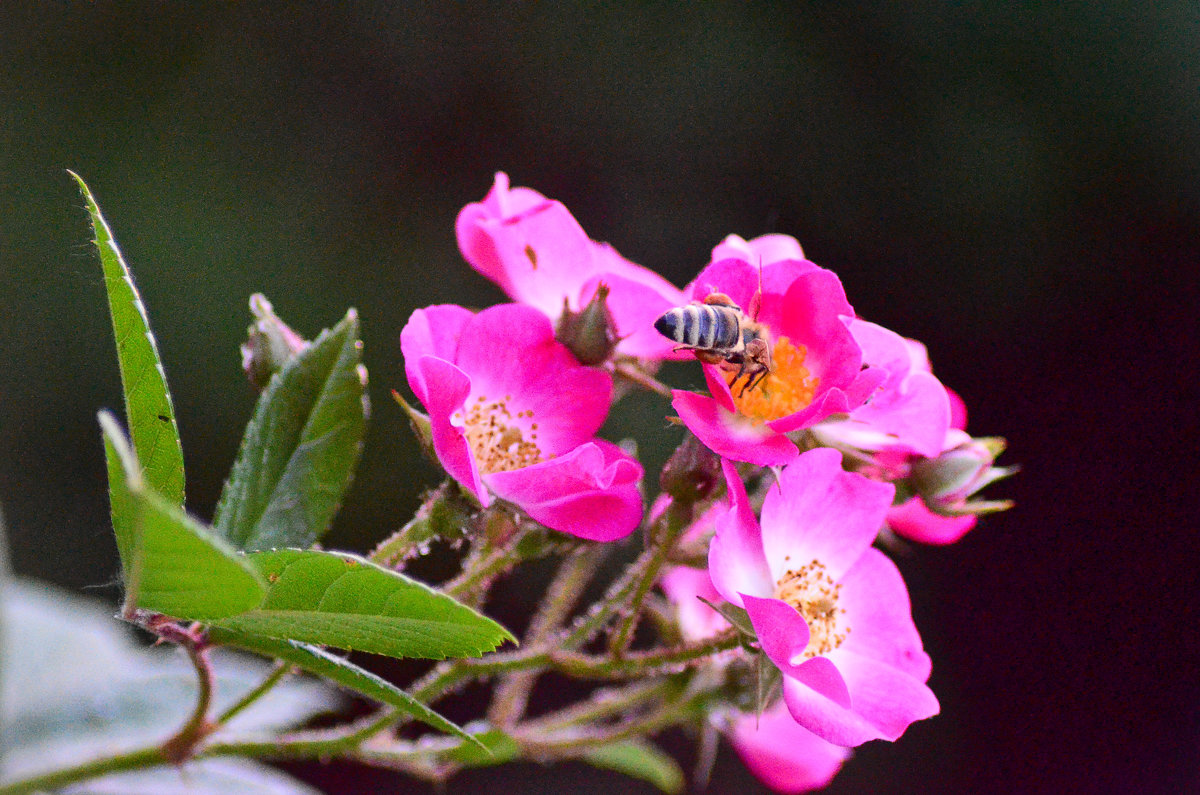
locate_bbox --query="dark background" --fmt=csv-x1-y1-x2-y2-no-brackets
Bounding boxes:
2,4,1198,793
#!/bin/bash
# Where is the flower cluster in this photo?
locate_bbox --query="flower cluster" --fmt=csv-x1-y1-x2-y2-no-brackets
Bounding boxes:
399,173,1013,792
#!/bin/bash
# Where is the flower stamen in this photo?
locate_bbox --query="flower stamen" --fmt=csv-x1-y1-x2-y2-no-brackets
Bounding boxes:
774,558,848,659
460,394,544,474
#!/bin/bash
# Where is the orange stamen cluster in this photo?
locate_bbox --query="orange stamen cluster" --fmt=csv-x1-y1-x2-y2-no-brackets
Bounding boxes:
730,336,819,423
461,394,544,474
774,558,848,659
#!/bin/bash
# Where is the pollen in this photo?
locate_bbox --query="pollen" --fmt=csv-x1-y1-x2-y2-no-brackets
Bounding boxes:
774,558,849,659
459,395,544,474
730,336,819,423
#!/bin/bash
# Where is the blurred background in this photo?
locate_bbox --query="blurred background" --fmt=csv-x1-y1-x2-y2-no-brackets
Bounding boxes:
2,3,1198,793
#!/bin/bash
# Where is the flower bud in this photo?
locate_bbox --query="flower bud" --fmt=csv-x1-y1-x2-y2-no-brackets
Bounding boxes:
554,283,619,366
660,432,722,504
240,293,309,390
910,436,1016,516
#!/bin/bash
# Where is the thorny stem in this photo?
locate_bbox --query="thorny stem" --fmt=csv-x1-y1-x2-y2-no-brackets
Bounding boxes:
551,629,741,681
607,498,693,654
488,544,608,727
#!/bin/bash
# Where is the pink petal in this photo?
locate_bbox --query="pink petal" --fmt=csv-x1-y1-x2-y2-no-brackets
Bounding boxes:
760,449,894,582
853,370,952,458
887,497,978,545
484,441,642,542
672,391,799,466
411,355,487,504
769,272,859,392
456,173,571,302
399,305,475,404
685,257,761,310
780,646,939,747
742,595,851,708
712,233,808,267
837,548,932,680
479,200,599,318
946,386,969,431
708,459,774,605
659,566,729,641
727,703,851,794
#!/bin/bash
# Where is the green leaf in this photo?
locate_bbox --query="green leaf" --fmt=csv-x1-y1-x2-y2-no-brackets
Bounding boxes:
213,309,369,552
212,549,515,660
581,739,685,794
71,171,184,509
208,626,481,747
441,729,519,767
1,578,336,783
100,412,266,619
696,596,755,638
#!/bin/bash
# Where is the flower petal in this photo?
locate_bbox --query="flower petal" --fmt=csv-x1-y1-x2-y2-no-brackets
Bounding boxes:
781,648,938,747
484,440,642,541
411,355,487,504
760,449,894,582
712,233,807,267
727,702,851,794
837,548,932,680
887,497,978,545
769,271,859,392
399,305,475,404
708,459,773,605
672,391,799,466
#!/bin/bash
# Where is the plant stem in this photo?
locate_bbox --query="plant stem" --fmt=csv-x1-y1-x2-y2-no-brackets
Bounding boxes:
489,544,607,727
551,630,740,680
216,661,293,724
0,747,167,795
606,499,692,654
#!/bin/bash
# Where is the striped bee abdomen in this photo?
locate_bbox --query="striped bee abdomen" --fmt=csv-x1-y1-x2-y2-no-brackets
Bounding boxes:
654,303,740,350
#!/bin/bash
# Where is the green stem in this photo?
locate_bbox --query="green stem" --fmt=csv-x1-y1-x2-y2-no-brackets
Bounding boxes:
0,747,167,795
606,499,692,654
551,630,740,680
489,545,607,727
216,661,293,725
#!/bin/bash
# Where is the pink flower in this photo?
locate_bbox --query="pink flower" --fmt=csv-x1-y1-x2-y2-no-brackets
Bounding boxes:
660,531,851,793
400,303,643,542
668,241,885,466
708,450,939,746
726,704,852,794
456,172,687,359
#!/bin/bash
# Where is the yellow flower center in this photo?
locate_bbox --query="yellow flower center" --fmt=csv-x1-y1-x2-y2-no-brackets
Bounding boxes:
460,394,544,474
729,336,819,423
774,558,848,659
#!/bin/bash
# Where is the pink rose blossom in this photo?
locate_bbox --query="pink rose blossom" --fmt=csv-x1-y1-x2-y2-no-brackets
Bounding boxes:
400,303,643,542
708,450,939,746
456,172,687,359
660,527,851,793
669,243,885,466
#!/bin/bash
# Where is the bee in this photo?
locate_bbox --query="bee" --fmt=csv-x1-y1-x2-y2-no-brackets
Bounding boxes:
654,292,773,395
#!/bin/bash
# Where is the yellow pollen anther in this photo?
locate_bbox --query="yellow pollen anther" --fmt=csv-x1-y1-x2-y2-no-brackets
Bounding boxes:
730,336,819,423
459,397,544,474
774,559,849,659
